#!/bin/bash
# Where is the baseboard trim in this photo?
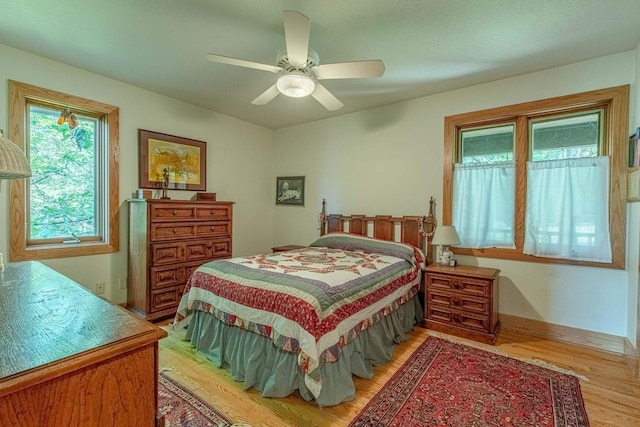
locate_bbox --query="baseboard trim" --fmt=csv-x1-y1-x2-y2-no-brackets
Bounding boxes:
500,314,624,354
623,338,640,377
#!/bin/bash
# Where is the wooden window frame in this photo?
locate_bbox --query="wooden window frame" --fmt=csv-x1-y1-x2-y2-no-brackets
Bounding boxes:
8,80,119,261
443,85,629,269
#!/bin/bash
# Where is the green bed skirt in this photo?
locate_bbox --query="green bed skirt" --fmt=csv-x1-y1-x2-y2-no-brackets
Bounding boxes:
183,295,424,407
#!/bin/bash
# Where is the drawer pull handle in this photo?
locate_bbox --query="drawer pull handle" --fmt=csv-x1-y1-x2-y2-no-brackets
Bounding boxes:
172,228,178,233
172,210,177,215
210,226,216,231
453,281,460,289
453,297,461,306
453,314,461,323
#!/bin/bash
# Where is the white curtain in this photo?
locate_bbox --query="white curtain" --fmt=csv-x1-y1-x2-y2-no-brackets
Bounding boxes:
453,162,515,248
524,156,611,262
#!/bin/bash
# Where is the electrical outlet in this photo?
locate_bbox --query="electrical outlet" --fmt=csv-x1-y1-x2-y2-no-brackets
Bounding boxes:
118,278,126,290
96,282,105,294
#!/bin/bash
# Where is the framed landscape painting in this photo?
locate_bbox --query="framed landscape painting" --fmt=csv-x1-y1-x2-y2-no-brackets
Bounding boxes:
276,176,305,206
138,129,206,191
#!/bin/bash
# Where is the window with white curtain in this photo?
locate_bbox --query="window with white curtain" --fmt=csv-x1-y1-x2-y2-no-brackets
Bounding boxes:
453,124,516,248
442,85,628,269
524,156,611,262
453,162,516,248
523,111,612,262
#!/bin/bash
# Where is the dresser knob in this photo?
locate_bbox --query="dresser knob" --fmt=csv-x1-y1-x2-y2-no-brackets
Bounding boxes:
453,297,461,306
172,210,177,215
210,226,215,231
453,314,461,323
172,228,178,233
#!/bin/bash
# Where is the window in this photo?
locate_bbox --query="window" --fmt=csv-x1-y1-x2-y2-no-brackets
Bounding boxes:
9,81,119,260
443,86,629,269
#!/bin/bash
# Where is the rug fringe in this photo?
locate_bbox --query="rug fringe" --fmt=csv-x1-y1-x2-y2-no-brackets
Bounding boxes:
158,365,175,374
425,331,589,381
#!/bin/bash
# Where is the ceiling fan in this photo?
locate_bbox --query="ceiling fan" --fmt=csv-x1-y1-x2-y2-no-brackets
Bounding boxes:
206,10,385,111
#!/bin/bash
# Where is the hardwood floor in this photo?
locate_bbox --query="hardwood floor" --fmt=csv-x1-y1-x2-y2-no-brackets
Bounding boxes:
158,324,640,426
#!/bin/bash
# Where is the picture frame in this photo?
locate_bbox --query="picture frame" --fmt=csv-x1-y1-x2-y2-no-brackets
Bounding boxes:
630,128,640,167
276,176,305,206
138,129,206,191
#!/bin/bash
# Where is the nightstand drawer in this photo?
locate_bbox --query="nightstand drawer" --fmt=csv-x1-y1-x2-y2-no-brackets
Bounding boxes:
428,273,491,297
426,306,490,333
426,289,490,315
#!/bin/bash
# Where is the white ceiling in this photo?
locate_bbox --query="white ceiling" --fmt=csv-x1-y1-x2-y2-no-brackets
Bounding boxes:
1,0,639,129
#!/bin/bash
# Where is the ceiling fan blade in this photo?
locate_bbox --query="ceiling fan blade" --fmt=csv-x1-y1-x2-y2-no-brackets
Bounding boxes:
311,83,343,111
313,60,385,80
283,10,310,68
206,53,282,73
251,84,280,105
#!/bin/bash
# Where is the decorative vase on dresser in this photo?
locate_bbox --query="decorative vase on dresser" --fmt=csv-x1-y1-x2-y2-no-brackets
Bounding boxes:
127,199,234,321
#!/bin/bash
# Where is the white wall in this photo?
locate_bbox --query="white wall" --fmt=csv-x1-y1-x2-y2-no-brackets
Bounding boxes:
274,51,637,337
0,44,275,304
628,42,640,347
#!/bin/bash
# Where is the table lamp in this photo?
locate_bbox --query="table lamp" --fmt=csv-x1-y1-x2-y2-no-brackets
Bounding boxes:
431,225,461,265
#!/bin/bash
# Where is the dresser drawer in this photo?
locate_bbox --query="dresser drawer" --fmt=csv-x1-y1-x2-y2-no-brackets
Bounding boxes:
151,222,198,240
150,221,231,241
195,205,232,221
195,221,232,238
151,203,232,222
426,289,490,315
208,239,232,258
150,264,187,289
151,286,183,311
428,273,491,297
151,205,197,221
151,241,219,265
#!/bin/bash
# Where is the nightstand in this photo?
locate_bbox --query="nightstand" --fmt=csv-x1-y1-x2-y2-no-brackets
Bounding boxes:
271,245,306,253
424,264,500,344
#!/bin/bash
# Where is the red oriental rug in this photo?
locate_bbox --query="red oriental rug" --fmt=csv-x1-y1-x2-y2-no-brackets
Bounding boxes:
159,372,234,426
350,336,589,427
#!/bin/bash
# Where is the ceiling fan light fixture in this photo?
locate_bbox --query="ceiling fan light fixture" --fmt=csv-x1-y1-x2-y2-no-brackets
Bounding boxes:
276,73,315,98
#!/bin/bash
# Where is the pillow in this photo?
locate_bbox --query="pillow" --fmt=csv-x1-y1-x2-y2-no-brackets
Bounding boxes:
309,232,424,267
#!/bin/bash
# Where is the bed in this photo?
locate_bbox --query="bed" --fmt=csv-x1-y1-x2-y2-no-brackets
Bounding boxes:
173,199,435,406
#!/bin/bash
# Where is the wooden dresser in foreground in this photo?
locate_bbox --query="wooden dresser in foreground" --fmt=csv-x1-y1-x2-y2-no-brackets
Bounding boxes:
424,263,500,344
128,199,234,321
0,261,167,427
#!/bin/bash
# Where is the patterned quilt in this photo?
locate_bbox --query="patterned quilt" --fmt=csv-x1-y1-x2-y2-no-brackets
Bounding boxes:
174,233,424,400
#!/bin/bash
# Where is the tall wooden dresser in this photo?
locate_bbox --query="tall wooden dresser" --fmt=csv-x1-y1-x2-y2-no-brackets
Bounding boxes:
127,199,234,321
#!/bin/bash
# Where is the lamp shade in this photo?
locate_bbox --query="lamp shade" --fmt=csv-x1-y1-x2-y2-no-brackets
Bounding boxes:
0,133,32,179
431,225,461,246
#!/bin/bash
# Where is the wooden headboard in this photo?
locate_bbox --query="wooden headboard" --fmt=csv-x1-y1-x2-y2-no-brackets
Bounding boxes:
319,198,436,263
